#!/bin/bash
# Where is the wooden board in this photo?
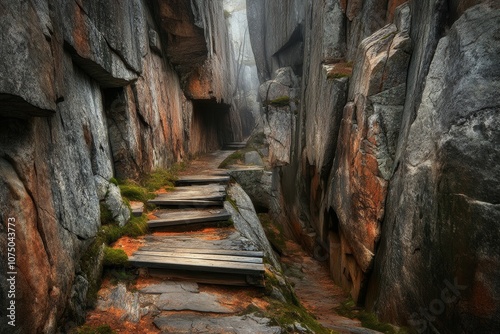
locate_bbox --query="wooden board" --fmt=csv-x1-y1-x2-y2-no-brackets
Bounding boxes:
133,250,263,264
147,268,263,287
148,199,223,207
175,175,230,186
149,184,226,203
148,210,231,228
129,254,265,275
137,246,264,258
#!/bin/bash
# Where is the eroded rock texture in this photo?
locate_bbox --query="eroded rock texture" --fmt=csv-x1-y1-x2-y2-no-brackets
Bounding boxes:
249,0,500,332
0,1,239,333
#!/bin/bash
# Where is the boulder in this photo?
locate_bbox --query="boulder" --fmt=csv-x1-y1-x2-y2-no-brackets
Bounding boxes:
228,168,272,211
244,151,264,166
225,183,281,269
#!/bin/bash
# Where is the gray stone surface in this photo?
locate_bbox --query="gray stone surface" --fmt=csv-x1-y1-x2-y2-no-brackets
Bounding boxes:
248,0,500,331
228,168,272,211
97,283,159,323
104,183,131,227
247,0,305,81
0,1,58,116
225,183,281,269
0,1,241,332
244,151,264,166
158,291,232,314
370,4,500,332
140,282,199,294
154,313,282,334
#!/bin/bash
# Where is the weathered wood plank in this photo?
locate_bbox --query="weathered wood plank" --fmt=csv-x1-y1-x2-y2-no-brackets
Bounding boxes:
148,269,262,287
148,199,223,207
175,175,230,185
148,185,226,205
153,209,227,220
138,246,264,258
133,250,263,264
156,184,225,194
129,255,265,275
148,212,231,228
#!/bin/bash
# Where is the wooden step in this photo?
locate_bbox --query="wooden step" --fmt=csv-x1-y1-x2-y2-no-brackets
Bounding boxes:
147,269,262,286
137,246,264,258
149,184,226,203
148,199,223,207
148,210,231,228
129,254,265,275
133,250,263,264
175,175,230,186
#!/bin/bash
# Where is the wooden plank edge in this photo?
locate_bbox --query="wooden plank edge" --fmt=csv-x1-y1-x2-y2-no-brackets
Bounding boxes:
133,250,263,264
147,214,231,227
137,246,264,257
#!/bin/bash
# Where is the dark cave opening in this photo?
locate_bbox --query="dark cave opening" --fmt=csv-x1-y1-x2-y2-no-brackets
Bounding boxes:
189,99,233,155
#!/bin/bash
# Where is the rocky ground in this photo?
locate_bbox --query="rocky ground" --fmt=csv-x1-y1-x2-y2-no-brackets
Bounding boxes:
79,149,384,334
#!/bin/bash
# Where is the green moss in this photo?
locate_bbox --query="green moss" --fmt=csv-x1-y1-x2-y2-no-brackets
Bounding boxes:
79,238,105,307
119,181,152,203
218,150,246,168
109,177,119,186
99,203,115,225
226,195,239,212
265,298,333,334
336,298,410,334
259,213,287,254
103,247,128,267
224,9,231,19
144,168,178,192
75,324,115,334
107,268,136,286
265,96,291,107
122,214,149,238
327,72,350,80
247,132,266,147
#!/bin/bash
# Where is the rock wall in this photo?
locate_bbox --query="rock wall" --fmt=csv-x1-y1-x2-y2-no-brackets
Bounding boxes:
248,0,500,332
0,1,239,332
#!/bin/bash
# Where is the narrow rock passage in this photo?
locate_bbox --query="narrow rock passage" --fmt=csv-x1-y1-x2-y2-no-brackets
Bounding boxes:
83,148,381,333
281,241,382,334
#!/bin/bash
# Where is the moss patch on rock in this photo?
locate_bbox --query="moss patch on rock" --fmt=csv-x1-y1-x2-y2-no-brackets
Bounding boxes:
259,213,287,254
265,95,291,107
74,324,115,334
336,298,411,334
103,247,128,267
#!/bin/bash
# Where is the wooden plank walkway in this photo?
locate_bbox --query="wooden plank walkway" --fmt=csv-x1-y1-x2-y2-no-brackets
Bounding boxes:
148,209,231,228
223,142,247,150
129,254,264,275
133,250,263,264
128,151,265,286
148,184,226,207
137,246,264,258
175,175,230,186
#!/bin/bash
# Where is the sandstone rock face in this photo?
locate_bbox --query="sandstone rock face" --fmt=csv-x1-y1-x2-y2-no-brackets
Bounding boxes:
0,1,239,332
329,4,411,300
249,0,500,331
